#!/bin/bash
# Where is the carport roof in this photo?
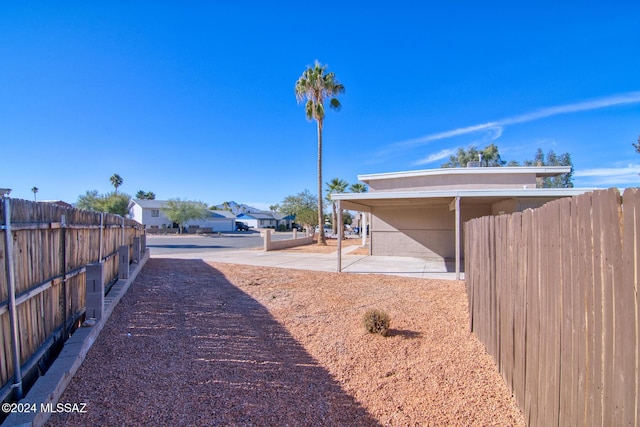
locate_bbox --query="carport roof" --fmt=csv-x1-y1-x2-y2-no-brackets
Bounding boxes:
331,187,596,211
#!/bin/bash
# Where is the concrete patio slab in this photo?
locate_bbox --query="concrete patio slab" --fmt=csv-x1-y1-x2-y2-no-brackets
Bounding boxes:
151,247,464,280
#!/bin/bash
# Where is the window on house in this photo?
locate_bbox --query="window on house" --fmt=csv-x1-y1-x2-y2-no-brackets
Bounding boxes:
151,209,160,217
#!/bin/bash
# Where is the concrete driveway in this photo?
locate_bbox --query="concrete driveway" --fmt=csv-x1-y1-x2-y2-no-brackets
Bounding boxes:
147,234,463,280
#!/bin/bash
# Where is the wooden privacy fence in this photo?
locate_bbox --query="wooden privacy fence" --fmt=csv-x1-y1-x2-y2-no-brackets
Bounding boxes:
0,198,145,403
464,188,639,427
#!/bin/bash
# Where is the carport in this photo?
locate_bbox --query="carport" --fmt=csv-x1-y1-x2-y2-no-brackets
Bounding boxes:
332,188,591,280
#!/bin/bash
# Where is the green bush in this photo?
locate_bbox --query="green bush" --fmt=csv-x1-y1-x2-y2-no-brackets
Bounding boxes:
363,309,390,336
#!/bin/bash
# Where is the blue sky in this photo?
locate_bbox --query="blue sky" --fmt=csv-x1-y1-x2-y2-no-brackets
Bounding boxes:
2,2,639,210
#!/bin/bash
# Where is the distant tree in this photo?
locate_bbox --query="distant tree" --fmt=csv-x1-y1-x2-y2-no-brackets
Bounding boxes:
110,174,123,194
633,135,640,154
295,60,345,245
441,143,573,187
481,143,506,166
136,190,156,200
325,177,348,234
76,190,131,215
222,201,231,211
442,143,506,168
76,190,101,211
100,192,131,216
31,186,39,202
280,190,319,232
269,204,280,212
161,199,208,233
521,148,574,187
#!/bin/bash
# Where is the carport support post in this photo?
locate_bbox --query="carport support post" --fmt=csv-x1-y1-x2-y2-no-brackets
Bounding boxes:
337,200,342,272
455,196,461,280
361,211,367,247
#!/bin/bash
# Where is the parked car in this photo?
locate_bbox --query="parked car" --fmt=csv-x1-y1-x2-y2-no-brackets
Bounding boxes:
236,221,249,231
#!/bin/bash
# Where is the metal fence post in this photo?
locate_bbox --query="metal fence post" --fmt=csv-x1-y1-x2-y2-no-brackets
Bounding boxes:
60,214,68,341
2,196,23,399
99,212,104,262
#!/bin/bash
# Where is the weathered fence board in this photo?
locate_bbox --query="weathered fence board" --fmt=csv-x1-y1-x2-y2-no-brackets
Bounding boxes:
466,189,639,427
622,188,640,426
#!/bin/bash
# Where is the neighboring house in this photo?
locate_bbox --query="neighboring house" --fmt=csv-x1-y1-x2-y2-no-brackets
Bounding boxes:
127,200,236,232
236,212,295,229
186,210,235,232
128,199,172,229
331,166,594,277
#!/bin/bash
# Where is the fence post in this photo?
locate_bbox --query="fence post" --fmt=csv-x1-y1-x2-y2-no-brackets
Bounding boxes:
118,245,129,279
99,212,104,262
2,196,23,399
140,233,146,254
85,262,105,319
60,214,68,340
132,237,141,263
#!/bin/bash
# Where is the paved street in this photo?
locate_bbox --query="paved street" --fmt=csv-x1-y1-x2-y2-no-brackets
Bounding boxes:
146,231,296,255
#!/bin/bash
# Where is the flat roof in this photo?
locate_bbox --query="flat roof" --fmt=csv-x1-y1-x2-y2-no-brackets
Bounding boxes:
332,187,592,201
358,166,572,182
331,187,596,211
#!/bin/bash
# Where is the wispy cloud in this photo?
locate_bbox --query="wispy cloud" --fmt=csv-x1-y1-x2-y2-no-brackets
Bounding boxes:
413,148,458,165
501,92,640,126
396,122,501,147
574,164,640,187
379,91,640,161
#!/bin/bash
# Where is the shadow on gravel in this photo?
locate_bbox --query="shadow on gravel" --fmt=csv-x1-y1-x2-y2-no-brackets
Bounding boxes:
47,258,380,427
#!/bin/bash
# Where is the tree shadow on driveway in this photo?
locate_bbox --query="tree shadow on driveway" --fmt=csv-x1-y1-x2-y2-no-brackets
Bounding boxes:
47,258,380,427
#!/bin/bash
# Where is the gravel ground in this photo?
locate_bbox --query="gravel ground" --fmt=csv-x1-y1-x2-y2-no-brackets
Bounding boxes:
46,257,524,426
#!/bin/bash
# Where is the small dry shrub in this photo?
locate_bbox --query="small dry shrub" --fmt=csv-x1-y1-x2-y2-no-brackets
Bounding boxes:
363,308,390,336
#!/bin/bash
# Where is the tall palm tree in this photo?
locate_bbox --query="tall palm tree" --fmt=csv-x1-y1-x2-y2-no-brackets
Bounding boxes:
295,61,345,245
110,174,123,194
31,186,39,202
325,178,348,234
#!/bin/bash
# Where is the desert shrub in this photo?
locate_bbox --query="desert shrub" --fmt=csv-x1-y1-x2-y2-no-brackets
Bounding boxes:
363,308,390,336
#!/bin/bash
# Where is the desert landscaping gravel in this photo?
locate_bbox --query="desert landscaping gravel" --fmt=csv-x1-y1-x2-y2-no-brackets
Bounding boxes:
46,257,525,426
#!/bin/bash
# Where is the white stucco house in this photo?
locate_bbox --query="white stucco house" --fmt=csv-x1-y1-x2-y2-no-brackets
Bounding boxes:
127,199,236,232
236,212,295,229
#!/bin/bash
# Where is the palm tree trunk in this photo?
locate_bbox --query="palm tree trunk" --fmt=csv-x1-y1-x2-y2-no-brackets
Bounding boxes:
332,202,337,234
317,119,326,245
